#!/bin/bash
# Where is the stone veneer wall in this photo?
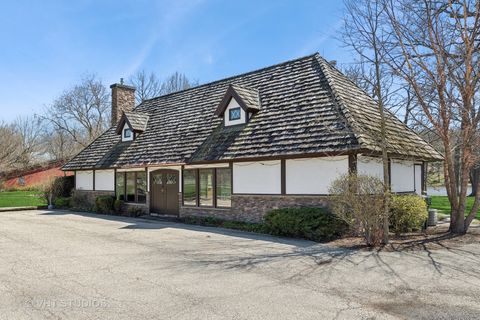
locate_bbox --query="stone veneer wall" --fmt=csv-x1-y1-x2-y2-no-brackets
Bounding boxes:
179,194,330,223
73,190,149,215
73,190,115,206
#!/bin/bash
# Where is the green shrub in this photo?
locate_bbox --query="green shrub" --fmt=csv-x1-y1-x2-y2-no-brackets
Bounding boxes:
124,206,145,217
54,196,71,208
182,216,266,233
70,191,92,211
51,176,74,198
113,199,124,213
390,195,428,234
94,196,114,214
263,207,348,241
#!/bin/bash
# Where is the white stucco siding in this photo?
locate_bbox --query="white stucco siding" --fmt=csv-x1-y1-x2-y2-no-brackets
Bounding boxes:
286,156,349,194
94,170,115,191
76,170,93,190
224,98,246,126
357,155,383,178
414,164,423,195
233,161,281,194
391,160,415,192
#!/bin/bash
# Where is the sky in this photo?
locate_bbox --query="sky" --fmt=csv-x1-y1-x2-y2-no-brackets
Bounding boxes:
0,0,352,122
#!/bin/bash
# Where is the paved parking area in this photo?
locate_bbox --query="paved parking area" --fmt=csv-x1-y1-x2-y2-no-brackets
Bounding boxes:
0,210,479,319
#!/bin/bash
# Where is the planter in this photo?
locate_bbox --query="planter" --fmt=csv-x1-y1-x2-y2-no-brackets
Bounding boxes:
428,209,438,226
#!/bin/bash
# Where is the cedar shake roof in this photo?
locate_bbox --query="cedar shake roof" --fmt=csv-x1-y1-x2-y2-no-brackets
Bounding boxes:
62,53,442,170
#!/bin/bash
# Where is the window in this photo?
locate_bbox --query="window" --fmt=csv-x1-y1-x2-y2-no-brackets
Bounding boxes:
229,107,241,121
116,172,125,200
182,167,231,208
183,170,197,206
123,128,132,138
18,177,25,186
216,168,231,207
199,169,214,207
136,172,147,203
116,171,146,203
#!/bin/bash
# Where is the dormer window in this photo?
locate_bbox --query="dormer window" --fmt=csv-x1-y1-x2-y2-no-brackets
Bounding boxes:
229,107,241,121
115,111,149,142
123,128,132,139
214,84,261,127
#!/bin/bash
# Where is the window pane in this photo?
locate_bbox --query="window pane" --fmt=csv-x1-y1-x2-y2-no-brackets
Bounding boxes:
136,172,146,203
126,172,135,202
183,170,197,206
229,107,241,120
216,168,231,207
115,172,125,200
199,169,213,207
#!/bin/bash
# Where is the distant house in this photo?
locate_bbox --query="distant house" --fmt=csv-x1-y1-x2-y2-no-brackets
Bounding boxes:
62,53,442,222
3,161,72,190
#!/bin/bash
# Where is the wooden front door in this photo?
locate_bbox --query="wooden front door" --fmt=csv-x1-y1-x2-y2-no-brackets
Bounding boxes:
150,169,179,215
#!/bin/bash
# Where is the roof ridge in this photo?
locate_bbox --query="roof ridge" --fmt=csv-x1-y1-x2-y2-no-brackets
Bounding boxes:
314,54,373,149
138,53,319,105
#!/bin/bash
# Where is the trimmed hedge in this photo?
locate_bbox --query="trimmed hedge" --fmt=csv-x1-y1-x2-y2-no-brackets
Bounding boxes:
263,207,348,241
54,196,71,208
182,216,266,233
94,196,114,214
390,195,428,234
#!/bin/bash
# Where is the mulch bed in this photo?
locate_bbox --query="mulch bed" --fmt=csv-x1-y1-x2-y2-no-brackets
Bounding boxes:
329,223,480,252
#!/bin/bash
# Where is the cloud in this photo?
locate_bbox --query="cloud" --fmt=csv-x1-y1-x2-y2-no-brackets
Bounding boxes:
124,0,206,77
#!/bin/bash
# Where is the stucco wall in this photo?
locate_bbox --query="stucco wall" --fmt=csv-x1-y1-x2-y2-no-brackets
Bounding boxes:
391,160,415,192
357,155,383,178
94,169,115,191
233,160,281,194
285,156,348,194
76,171,93,190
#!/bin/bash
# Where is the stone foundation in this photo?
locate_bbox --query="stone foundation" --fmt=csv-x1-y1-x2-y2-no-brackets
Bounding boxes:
72,190,115,208
180,194,330,223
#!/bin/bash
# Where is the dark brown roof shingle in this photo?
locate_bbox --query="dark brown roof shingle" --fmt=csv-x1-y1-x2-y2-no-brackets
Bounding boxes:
62,53,442,171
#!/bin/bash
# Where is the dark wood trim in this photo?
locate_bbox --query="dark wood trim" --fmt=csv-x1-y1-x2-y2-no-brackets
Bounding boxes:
73,170,76,189
388,158,392,191
181,165,185,206
281,159,286,195
422,162,427,194
186,149,363,165
92,170,96,191
213,168,217,208
348,154,357,174
229,162,233,195
113,168,117,199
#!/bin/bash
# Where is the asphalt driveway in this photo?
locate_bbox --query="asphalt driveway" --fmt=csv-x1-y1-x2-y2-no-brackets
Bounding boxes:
0,210,479,320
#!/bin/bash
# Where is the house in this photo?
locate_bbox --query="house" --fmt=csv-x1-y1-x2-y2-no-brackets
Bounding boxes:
62,53,442,222
2,161,72,190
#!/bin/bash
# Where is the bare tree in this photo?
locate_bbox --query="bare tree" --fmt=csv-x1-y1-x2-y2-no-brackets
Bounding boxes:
0,121,21,172
160,72,198,95
129,70,162,104
12,116,43,167
40,74,110,150
383,0,480,233
341,0,392,243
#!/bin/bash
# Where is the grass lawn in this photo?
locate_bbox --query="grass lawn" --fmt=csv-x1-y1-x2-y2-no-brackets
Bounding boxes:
430,195,480,220
0,191,47,208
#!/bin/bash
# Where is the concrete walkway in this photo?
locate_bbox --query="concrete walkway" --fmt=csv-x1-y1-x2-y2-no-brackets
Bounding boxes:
0,210,479,319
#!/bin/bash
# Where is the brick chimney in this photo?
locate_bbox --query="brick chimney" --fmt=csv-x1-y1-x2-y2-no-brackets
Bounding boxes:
110,78,136,126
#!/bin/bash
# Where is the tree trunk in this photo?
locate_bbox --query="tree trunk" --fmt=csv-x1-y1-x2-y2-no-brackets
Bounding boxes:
469,166,480,196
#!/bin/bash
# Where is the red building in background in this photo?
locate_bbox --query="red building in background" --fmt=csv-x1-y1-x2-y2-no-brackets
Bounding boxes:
2,162,73,190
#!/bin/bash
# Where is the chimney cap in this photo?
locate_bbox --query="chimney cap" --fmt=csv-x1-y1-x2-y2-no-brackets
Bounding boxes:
110,81,136,90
